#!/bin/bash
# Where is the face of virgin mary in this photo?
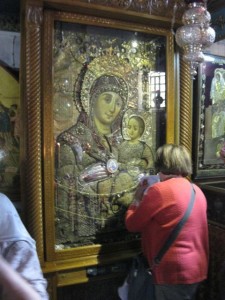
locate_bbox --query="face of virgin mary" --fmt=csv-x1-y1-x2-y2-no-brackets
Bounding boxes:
93,91,123,126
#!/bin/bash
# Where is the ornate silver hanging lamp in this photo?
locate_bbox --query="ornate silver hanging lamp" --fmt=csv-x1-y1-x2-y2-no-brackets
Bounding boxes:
175,0,216,79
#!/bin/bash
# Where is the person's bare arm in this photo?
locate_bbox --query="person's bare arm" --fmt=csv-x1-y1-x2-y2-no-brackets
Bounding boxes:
0,256,41,300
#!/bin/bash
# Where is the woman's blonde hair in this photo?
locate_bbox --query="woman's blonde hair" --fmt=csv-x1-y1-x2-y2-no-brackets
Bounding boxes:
154,144,192,176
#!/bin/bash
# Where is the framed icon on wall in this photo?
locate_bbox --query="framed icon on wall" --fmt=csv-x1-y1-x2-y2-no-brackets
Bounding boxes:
193,54,225,179
21,4,177,271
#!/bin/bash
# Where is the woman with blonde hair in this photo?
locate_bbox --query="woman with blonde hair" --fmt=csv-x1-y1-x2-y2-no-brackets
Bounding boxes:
126,144,209,300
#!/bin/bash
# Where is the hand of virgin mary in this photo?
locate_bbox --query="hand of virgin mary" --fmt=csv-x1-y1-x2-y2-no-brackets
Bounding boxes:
79,162,109,183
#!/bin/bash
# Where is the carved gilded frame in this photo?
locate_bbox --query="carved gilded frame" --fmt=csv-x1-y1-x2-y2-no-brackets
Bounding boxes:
44,11,175,261
20,1,193,275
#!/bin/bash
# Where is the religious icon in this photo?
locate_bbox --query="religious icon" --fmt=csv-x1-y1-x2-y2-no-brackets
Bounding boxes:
55,59,143,247
53,21,165,248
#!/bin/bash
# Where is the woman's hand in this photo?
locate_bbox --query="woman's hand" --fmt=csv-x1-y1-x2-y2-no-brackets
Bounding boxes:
133,175,159,206
133,182,147,206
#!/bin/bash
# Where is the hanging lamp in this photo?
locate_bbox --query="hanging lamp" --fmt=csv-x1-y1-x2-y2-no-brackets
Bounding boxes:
175,0,216,79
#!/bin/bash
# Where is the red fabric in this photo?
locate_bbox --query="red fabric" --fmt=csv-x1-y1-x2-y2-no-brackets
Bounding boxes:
125,178,209,284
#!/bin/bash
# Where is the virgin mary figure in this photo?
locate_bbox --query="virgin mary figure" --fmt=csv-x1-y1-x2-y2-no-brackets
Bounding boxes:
55,56,140,247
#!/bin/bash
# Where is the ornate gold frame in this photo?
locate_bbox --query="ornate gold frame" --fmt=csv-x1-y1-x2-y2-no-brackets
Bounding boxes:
20,0,192,287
